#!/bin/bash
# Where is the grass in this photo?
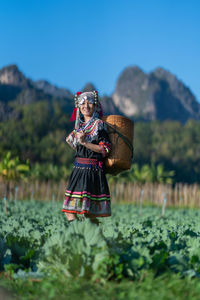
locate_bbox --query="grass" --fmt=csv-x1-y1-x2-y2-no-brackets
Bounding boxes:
1,271,200,300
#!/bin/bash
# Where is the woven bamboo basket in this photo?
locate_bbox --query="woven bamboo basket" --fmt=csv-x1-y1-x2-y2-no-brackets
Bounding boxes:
102,115,134,175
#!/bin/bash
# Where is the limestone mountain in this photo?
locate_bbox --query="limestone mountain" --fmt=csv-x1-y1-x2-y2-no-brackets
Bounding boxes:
100,95,123,116
0,64,30,88
1,64,200,123
112,66,200,123
32,79,72,98
82,83,97,92
0,64,74,121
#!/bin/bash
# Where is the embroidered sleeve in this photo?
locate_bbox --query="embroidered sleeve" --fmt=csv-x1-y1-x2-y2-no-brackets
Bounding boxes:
98,122,111,157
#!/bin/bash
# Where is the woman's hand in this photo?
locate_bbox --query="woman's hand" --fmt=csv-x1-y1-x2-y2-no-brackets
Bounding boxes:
65,135,75,149
76,130,86,145
76,130,102,154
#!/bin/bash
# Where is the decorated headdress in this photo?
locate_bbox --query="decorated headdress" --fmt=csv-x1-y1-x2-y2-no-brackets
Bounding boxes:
75,91,98,107
70,91,103,129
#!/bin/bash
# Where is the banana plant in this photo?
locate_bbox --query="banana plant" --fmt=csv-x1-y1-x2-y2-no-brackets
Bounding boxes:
146,163,175,184
108,163,174,184
134,164,151,184
29,163,72,181
0,152,30,197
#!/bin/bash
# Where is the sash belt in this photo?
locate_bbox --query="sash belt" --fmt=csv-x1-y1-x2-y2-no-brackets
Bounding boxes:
75,157,103,168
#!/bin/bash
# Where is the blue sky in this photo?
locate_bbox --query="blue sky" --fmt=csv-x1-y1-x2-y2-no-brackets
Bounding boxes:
0,0,200,100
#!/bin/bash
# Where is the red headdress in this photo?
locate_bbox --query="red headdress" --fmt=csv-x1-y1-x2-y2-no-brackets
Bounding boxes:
70,92,82,122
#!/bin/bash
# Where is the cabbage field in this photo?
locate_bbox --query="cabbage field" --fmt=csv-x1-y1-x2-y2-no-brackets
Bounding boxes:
0,201,200,299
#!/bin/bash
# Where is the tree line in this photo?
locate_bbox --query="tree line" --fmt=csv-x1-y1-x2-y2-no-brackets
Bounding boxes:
0,100,199,183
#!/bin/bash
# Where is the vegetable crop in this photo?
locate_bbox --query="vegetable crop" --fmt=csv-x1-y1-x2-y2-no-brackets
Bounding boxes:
0,201,200,281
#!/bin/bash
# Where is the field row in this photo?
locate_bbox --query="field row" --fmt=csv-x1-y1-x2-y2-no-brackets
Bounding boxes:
0,201,200,281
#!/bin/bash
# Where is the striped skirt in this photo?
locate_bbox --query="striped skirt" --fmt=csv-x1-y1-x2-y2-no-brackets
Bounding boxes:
62,157,111,217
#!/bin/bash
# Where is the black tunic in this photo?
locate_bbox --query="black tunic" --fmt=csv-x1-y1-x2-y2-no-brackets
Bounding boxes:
62,119,111,217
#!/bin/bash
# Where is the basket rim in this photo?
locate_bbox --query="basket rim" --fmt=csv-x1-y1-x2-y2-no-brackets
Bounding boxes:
102,115,134,124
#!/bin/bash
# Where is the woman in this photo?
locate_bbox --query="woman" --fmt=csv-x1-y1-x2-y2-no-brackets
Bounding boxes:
61,91,112,224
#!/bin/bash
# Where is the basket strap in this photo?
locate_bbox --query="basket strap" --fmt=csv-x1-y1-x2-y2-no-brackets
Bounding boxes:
104,122,134,157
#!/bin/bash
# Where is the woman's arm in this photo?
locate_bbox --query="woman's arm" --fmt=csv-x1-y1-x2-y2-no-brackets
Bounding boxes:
81,141,102,153
76,129,111,155
76,131,102,153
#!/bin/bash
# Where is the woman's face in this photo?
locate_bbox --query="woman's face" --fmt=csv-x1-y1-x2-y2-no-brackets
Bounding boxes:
80,99,95,118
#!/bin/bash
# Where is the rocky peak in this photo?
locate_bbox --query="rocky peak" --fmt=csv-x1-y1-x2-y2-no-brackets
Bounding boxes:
152,67,186,94
82,83,97,92
112,66,156,118
0,64,29,88
118,66,144,81
151,67,200,115
112,65,200,122
33,79,72,98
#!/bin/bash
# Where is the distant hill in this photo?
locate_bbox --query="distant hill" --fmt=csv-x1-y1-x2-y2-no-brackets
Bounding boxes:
0,64,200,123
112,66,200,122
0,64,74,121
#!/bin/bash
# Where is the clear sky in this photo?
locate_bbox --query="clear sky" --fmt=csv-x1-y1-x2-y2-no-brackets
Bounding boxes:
0,0,199,100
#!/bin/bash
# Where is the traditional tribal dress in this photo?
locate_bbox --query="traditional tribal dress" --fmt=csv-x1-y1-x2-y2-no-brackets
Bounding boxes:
62,118,112,217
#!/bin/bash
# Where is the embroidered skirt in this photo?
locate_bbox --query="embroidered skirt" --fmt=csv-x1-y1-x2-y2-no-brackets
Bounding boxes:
62,157,111,217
